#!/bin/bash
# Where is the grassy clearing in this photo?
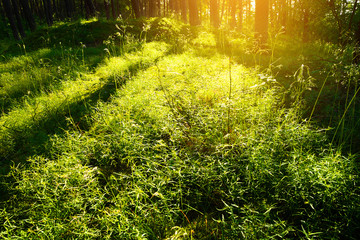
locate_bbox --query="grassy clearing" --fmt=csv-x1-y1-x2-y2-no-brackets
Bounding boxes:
1,19,360,239
0,41,168,161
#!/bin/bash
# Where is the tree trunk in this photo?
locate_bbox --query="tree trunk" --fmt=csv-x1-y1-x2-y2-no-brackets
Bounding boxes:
229,0,237,28
111,0,116,19
210,0,219,28
11,0,25,37
329,0,342,37
131,0,140,18
348,0,358,32
220,0,225,23
84,0,95,18
19,0,36,31
104,0,110,19
0,1,6,23
255,0,269,44
0,1,10,38
52,0,57,18
188,0,199,26
281,0,287,30
302,3,309,42
149,0,156,17
354,21,360,63
42,0,53,25
173,0,179,14
180,0,186,22
2,0,20,40
238,0,243,31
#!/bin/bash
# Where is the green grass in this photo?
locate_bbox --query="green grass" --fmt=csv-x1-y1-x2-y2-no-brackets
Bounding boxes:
1,18,360,239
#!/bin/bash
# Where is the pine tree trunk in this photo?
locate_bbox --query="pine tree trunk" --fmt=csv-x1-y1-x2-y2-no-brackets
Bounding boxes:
80,0,84,16
104,0,110,19
239,0,243,31
11,0,25,37
131,0,140,18
19,0,36,31
188,0,199,26
281,0,287,29
84,0,95,18
0,1,6,23
354,21,360,63
180,0,186,22
230,0,237,28
2,0,20,40
173,0,179,14
111,0,116,19
149,0,156,17
303,4,309,42
42,0,53,25
0,1,10,38
255,0,269,44
52,0,57,18
210,0,219,28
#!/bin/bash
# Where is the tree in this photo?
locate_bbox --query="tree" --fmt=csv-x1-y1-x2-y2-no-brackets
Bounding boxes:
229,0,237,28
149,0,156,17
111,0,116,19
19,0,36,31
130,0,140,18
84,0,96,18
210,0,220,28
255,0,270,43
64,0,74,18
104,0,110,19
2,0,20,40
180,0,187,22
11,0,26,37
238,0,243,30
210,0,219,28
302,0,309,42
43,0,53,25
188,0,200,25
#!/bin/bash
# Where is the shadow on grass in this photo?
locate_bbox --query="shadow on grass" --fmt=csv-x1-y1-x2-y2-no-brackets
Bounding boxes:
0,53,164,203
0,47,106,117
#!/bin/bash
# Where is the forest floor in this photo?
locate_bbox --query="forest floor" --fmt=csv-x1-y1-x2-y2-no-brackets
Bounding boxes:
0,18,360,239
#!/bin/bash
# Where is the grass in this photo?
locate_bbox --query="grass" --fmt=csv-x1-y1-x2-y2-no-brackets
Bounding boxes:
0,18,360,239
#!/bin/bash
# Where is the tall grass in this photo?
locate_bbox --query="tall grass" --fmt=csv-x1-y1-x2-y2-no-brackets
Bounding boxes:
1,19,359,239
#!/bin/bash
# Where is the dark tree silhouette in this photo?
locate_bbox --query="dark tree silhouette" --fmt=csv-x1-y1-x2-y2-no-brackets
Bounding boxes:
19,0,36,31
11,0,25,37
131,0,140,18
84,0,96,18
42,0,53,26
104,0,110,20
149,0,156,17
111,0,116,19
64,0,74,18
302,1,309,42
2,0,20,40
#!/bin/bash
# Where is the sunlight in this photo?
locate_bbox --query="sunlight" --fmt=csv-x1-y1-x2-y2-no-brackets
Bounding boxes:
1,0,360,239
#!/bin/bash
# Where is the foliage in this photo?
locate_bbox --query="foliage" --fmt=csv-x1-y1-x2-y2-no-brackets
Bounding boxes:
0,18,360,239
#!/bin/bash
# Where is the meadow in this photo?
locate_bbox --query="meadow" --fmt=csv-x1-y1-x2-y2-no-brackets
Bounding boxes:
0,18,360,239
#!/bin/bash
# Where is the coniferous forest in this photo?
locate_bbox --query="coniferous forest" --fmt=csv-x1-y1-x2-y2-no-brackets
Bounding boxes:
1,0,360,239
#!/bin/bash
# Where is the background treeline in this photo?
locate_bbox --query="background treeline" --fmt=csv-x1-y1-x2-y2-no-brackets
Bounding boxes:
1,0,360,44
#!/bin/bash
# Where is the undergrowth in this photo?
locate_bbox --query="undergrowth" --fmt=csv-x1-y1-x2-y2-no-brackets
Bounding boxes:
0,18,359,239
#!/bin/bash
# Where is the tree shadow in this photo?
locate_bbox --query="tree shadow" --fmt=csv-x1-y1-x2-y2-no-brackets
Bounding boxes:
0,51,165,202
0,46,106,116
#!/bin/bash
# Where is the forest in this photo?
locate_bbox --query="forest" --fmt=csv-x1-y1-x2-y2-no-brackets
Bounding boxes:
1,0,360,239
